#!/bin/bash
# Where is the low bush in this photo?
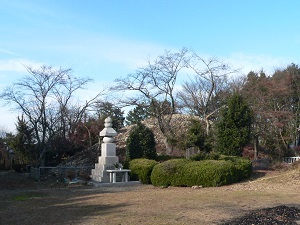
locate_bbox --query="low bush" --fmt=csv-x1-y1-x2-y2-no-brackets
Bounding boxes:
150,159,188,187
129,158,158,184
220,155,252,181
151,159,237,187
151,156,252,187
181,160,238,187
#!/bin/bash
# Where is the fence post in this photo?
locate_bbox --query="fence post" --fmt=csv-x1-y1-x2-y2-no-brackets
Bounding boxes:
30,167,40,180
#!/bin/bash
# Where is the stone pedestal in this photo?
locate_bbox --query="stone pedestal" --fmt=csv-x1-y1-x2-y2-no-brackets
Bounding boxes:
91,117,119,182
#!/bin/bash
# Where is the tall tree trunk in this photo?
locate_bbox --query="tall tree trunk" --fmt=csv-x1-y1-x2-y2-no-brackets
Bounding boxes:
162,135,173,155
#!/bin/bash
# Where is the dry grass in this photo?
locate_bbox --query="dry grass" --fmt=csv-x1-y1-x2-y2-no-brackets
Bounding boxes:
0,166,299,225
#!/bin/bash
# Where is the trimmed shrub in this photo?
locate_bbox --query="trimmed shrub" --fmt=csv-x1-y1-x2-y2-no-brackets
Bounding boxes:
220,155,252,181
179,160,237,187
151,157,252,187
150,159,188,187
129,158,158,184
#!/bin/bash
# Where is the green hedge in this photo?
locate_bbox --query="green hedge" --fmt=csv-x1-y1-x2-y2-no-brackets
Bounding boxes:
150,159,188,187
219,155,252,181
180,160,238,187
129,158,158,184
151,157,252,187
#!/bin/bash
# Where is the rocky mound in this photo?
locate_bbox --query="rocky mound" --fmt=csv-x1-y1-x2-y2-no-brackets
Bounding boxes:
116,114,200,156
59,114,198,166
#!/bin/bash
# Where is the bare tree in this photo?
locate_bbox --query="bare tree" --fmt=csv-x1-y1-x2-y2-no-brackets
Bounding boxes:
177,54,237,135
0,65,103,166
113,48,190,154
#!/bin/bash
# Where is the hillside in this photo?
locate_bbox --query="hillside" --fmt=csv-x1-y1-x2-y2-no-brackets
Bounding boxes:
61,114,200,166
116,114,200,155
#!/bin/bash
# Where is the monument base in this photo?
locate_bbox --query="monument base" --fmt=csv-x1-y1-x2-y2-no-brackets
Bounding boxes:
91,156,119,182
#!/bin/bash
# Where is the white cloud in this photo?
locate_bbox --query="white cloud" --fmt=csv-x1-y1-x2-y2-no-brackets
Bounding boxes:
0,58,44,72
228,52,294,76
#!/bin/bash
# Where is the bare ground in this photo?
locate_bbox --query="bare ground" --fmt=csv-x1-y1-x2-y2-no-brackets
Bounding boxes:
0,166,299,225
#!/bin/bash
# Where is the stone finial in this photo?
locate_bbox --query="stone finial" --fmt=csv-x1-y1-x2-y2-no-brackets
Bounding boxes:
99,117,117,143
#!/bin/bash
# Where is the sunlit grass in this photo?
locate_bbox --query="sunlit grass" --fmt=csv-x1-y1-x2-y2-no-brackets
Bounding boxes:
13,193,47,201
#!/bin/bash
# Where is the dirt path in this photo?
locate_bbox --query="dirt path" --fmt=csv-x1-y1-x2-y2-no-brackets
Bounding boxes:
0,168,299,225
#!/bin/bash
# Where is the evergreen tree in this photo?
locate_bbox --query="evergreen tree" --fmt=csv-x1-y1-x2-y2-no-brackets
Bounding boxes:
126,123,156,160
125,105,151,125
216,94,253,156
11,116,37,165
185,119,205,149
95,101,124,131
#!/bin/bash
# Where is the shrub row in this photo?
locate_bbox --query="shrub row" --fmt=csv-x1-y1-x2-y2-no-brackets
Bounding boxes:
219,155,253,181
129,158,158,184
150,159,236,187
129,156,252,187
149,159,188,187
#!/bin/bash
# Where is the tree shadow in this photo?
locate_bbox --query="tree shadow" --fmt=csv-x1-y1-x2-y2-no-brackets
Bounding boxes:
248,170,269,181
0,171,138,225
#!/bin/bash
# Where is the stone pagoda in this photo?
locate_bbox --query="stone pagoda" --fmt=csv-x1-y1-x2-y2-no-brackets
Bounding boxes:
91,117,119,182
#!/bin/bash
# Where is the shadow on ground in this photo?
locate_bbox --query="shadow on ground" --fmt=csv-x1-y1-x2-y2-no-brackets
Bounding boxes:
0,171,135,225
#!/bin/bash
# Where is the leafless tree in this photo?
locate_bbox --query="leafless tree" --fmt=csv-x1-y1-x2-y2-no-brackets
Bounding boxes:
0,65,103,166
113,48,190,154
177,53,237,135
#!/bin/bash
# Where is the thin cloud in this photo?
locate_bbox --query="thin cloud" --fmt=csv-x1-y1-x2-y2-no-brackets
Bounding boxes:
0,48,20,57
0,59,44,72
48,33,172,70
228,52,294,76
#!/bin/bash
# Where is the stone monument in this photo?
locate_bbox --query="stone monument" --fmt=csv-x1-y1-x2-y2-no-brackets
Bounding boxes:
91,117,119,182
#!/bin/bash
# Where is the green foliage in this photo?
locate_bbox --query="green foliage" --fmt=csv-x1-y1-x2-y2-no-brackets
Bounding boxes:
185,119,205,149
125,105,151,125
13,193,47,201
10,116,37,165
220,155,252,181
95,101,124,131
151,156,252,187
129,158,158,184
126,123,156,160
150,99,173,116
180,160,237,187
216,94,253,156
150,159,188,187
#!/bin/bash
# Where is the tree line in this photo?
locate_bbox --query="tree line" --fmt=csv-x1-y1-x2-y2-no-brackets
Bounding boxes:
0,48,299,168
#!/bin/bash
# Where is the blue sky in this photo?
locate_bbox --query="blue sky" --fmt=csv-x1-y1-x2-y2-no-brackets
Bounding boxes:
1,0,300,132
